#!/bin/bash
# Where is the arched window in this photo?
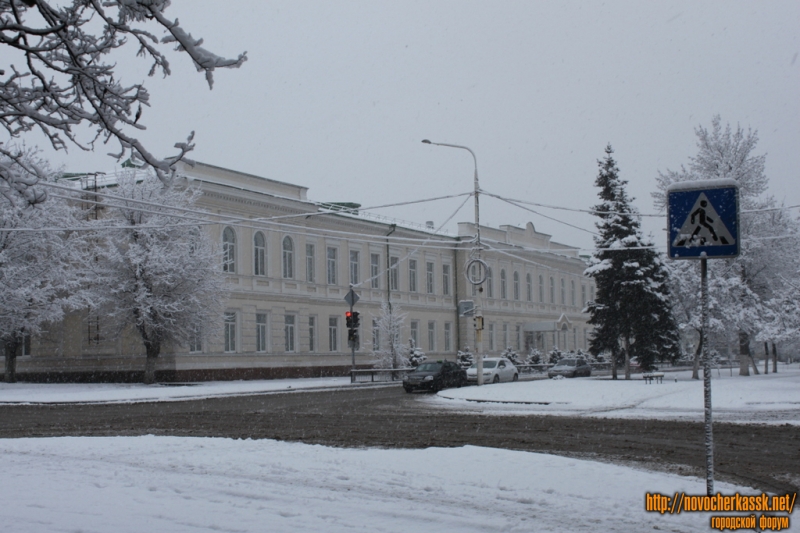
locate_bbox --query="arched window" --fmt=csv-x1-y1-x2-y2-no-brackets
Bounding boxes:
500,269,507,299
526,273,532,301
486,268,494,298
222,227,236,273
254,232,266,276
282,236,294,279
538,274,544,302
549,276,555,303
513,271,520,300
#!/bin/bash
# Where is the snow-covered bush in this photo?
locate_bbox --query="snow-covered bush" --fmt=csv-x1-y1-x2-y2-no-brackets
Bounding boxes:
500,347,524,366
547,347,563,364
408,338,427,367
526,349,542,365
457,347,475,369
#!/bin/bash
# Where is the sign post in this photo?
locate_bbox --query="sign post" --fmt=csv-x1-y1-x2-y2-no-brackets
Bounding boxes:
667,179,739,496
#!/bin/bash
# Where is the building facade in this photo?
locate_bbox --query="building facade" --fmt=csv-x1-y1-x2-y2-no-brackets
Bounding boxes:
14,162,595,381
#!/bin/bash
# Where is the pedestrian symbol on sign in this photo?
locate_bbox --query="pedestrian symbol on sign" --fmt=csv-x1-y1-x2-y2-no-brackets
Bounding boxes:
672,193,735,248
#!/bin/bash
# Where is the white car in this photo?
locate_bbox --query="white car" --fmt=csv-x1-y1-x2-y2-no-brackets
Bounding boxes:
466,357,519,384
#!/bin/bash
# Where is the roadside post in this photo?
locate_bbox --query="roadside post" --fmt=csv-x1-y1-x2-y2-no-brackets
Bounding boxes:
667,179,740,496
344,287,360,372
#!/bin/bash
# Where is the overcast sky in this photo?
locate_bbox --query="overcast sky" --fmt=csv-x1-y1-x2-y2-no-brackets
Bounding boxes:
36,1,800,252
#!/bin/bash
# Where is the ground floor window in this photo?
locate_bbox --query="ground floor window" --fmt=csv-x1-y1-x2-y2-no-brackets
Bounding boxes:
329,317,338,352
285,315,295,352
224,312,237,353
256,314,268,353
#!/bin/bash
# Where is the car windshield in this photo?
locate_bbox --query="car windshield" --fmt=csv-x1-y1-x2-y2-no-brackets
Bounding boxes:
556,359,577,367
415,363,442,372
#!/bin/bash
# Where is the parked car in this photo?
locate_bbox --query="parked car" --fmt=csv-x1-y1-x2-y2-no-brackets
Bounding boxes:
466,357,519,384
548,357,592,378
403,360,467,393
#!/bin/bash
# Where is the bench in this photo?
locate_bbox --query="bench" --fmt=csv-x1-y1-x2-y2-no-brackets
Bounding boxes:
642,372,664,384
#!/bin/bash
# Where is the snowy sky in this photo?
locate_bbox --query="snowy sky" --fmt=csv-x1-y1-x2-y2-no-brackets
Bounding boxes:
32,0,800,252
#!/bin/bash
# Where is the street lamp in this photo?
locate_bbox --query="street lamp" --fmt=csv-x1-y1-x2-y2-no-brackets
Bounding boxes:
421,139,485,385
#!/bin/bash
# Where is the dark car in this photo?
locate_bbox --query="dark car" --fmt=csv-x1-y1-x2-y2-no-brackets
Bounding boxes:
548,357,592,378
403,361,467,393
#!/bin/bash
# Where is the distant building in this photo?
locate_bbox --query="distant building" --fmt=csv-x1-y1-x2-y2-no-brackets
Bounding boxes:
15,161,594,381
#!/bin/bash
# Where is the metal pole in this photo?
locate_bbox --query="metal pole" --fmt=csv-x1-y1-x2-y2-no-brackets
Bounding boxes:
422,140,484,385
701,257,714,495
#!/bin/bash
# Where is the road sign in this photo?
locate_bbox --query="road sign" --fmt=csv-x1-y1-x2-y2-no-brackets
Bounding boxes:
667,180,739,260
344,289,360,307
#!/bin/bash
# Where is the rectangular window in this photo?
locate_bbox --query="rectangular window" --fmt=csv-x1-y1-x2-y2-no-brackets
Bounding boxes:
189,323,202,353
308,316,316,352
410,320,419,348
389,256,399,291
502,323,508,350
306,244,315,283
329,317,338,352
526,273,532,302
408,259,417,292
372,319,380,351
327,247,337,285
444,322,452,352
87,311,101,345
516,325,522,351
284,315,295,352
427,321,435,351
224,312,237,353
370,253,380,289
489,323,495,352
442,264,451,296
22,333,32,356
426,261,434,294
582,284,586,308
256,313,268,353
539,275,544,303
349,250,360,286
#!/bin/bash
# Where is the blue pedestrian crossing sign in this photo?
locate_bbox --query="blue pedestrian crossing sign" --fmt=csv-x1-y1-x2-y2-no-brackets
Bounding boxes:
667,180,739,259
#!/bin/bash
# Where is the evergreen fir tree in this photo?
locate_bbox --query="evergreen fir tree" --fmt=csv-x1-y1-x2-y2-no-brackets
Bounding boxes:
586,145,681,379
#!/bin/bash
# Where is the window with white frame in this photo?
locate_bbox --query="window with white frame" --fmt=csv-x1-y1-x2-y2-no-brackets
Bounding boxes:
444,322,452,352
539,274,544,302
549,276,555,303
408,259,417,292
327,247,338,285
502,323,508,349
488,323,495,351
189,323,202,353
500,269,507,299
224,312,237,353
581,284,586,308
306,244,315,283
389,256,399,291
256,313,268,353
254,231,266,276
349,250,359,286
516,324,522,351
427,321,435,351
571,280,576,306
329,316,338,352
282,236,294,279
560,278,566,304
21,333,32,356
410,320,419,347
308,316,316,352
442,264,451,296
372,319,380,351
513,271,520,300
426,261,434,294
222,227,236,273
284,315,295,352
526,273,532,301
370,253,380,289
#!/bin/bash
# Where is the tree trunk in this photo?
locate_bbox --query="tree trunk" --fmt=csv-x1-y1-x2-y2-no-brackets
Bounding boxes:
772,342,778,373
623,336,631,380
142,340,161,385
738,331,750,376
692,334,703,380
763,342,769,374
611,347,618,380
3,341,18,384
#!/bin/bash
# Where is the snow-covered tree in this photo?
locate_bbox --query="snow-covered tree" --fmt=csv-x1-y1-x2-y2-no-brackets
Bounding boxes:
546,347,562,364
500,346,523,366
370,302,408,369
587,145,681,379
457,346,474,369
525,349,542,365
1,149,97,382
407,338,426,367
97,171,226,384
0,0,247,201
654,116,800,376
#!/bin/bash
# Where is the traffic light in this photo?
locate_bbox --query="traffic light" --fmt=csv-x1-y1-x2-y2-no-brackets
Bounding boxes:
351,311,360,328
345,311,354,328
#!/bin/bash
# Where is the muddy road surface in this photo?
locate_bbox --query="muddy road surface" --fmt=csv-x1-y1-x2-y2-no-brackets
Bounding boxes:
1,385,797,493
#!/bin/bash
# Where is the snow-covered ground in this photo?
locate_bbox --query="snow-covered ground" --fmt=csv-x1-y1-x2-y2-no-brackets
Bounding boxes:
435,366,800,425
1,436,758,533
2,368,797,531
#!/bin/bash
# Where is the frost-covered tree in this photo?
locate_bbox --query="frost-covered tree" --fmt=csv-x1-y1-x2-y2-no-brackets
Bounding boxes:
370,302,408,369
456,346,474,369
654,116,800,376
407,338,426,367
525,349,541,365
97,171,226,384
500,346,523,366
1,149,97,382
0,0,247,202
587,145,680,379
